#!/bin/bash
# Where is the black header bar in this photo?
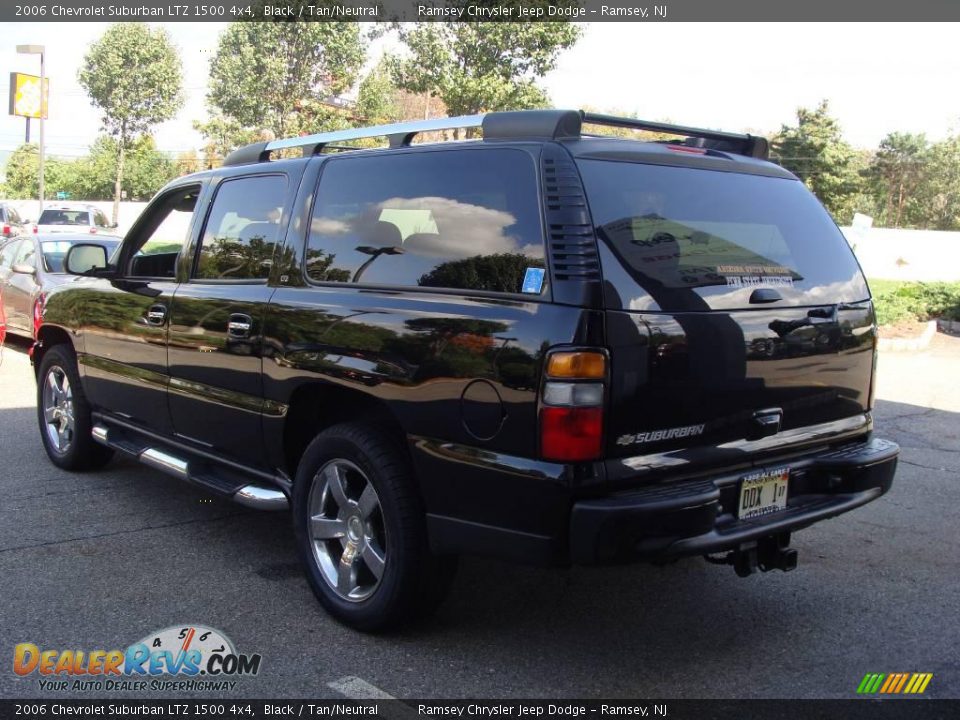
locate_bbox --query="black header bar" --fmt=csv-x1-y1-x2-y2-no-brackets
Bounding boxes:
5,0,960,22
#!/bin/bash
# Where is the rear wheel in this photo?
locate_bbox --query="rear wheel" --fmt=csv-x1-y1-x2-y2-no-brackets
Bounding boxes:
36,345,113,471
292,422,456,631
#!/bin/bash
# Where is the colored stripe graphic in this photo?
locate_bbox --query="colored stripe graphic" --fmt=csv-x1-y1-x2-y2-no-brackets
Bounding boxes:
857,672,932,694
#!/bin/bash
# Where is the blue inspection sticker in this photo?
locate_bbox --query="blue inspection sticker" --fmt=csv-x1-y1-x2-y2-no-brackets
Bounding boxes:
521,267,545,294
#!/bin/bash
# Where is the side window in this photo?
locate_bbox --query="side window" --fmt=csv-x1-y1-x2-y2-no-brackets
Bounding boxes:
15,240,36,268
8,208,21,224
194,175,287,281
1,240,22,268
306,149,545,294
127,186,201,279
94,210,110,228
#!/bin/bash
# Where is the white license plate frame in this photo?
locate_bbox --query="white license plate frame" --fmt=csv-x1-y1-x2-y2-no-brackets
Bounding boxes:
738,467,790,520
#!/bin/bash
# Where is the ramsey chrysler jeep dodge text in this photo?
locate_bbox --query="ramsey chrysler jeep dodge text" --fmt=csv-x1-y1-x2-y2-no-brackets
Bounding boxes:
33,110,899,630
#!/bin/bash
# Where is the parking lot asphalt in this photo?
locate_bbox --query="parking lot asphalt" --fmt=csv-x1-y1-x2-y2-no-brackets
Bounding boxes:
0,333,957,700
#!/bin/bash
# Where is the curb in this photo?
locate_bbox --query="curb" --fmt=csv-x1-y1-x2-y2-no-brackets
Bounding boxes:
878,320,938,352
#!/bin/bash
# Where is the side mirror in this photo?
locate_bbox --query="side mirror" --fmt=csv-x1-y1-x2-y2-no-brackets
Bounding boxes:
11,262,36,276
65,243,109,275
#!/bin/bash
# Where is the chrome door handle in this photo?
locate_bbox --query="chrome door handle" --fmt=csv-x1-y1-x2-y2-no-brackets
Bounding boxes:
228,313,253,338
146,305,167,326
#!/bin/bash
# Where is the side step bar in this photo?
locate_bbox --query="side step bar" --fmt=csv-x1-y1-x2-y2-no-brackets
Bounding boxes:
92,423,288,511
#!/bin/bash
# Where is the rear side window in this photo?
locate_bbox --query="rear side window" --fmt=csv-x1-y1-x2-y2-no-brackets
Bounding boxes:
306,149,545,294
195,175,287,281
579,160,869,311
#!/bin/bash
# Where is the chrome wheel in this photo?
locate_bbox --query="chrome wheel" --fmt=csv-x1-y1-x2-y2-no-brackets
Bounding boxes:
308,459,387,602
42,365,75,454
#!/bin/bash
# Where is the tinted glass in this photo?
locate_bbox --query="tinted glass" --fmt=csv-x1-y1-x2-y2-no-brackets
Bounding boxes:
38,209,92,226
195,175,287,281
306,149,545,294
579,160,869,311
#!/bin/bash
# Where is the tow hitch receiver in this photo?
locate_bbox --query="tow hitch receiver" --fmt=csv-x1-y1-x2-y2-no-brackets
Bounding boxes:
706,534,798,577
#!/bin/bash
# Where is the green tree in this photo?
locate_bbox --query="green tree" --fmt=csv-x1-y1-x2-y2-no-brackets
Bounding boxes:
772,100,862,222
78,23,183,223
67,136,177,201
865,132,930,228
392,11,581,117
356,59,402,126
203,13,364,147
2,144,71,202
916,135,960,230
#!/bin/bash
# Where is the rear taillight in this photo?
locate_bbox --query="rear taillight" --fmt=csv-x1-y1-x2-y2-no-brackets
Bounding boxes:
539,350,607,462
32,225,38,234
89,227,97,234
2,224,10,235
33,293,45,338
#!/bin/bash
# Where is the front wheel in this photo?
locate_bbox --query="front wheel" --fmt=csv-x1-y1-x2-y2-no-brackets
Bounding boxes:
292,422,456,631
36,345,113,471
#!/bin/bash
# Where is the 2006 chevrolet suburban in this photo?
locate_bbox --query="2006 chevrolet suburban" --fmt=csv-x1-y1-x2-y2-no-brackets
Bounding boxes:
33,110,899,631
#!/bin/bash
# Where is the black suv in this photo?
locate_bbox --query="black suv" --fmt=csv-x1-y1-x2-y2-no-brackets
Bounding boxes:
34,110,898,630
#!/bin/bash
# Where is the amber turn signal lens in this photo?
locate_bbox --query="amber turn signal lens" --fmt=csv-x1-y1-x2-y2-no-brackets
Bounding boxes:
546,351,606,379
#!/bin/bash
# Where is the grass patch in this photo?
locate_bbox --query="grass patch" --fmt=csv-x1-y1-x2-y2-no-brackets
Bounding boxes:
869,280,960,325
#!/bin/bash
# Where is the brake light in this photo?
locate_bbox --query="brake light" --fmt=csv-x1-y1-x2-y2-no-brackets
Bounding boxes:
540,350,607,462
89,227,97,234
2,224,9,235
32,225,38,234
33,292,45,338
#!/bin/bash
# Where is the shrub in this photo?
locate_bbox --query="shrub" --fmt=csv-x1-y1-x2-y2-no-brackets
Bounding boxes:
871,281,960,325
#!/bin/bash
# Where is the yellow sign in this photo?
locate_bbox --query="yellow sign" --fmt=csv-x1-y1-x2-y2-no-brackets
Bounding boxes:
8,72,49,119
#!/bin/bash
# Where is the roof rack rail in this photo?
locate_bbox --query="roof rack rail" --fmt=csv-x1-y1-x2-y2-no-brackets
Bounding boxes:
581,112,769,159
221,109,767,166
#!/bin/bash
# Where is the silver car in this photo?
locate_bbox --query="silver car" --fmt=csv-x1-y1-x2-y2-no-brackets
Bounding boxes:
33,204,117,236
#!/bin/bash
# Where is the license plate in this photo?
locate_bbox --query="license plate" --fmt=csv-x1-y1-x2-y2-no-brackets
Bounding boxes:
738,467,789,520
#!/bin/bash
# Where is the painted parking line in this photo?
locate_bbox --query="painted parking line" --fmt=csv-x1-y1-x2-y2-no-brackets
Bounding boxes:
327,675,397,700
327,676,422,720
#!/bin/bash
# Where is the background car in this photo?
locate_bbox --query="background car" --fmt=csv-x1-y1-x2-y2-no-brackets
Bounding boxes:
0,233,120,339
1,202,30,240
33,203,117,236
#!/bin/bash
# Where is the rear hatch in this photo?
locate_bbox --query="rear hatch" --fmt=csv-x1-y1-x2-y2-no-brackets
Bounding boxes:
577,155,875,461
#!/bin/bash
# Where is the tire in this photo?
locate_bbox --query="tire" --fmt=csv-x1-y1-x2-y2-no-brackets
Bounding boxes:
292,422,457,632
36,345,113,471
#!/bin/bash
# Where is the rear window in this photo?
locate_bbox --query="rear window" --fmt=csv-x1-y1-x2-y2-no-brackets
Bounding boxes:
579,160,869,311
305,149,545,295
38,209,91,226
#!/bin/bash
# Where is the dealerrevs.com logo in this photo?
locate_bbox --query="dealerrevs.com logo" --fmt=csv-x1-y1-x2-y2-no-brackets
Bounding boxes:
13,625,262,693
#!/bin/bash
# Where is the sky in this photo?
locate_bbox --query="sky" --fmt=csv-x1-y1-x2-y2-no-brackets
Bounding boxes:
1,21,958,162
